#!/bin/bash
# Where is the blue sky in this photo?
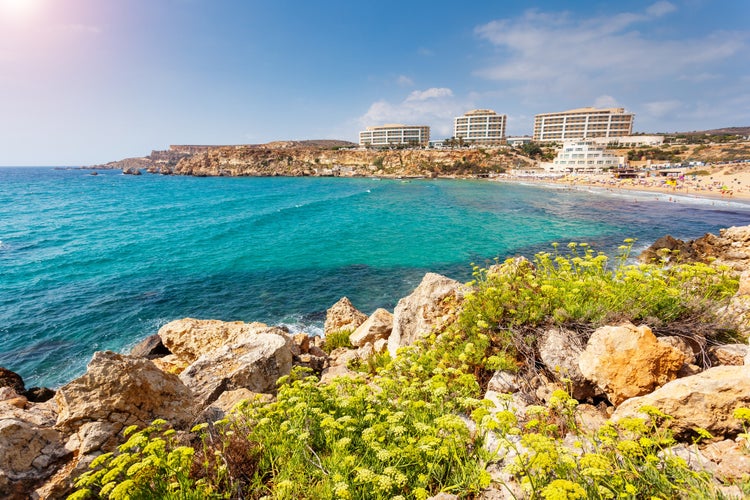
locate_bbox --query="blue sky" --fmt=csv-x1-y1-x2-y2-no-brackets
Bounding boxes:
0,0,748,165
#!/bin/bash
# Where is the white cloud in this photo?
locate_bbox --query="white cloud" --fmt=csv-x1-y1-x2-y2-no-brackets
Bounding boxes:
359,87,473,137
594,95,619,108
405,87,453,101
396,75,414,86
646,1,677,17
473,3,746,95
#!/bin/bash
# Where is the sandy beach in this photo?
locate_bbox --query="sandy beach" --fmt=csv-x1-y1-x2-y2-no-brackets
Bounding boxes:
502,162,750,204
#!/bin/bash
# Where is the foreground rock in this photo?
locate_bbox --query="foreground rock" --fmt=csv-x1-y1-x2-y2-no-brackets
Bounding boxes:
388,273,466,357
538,327,599,401
578,323,685,405
640,225,750,271
324,297,367,336
349,308,393,347
0,402,67,500
612,365,750,439
179,333,292,409
55,351,195,432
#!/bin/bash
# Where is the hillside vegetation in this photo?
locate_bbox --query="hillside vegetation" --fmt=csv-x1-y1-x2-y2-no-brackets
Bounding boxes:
67,241,750,499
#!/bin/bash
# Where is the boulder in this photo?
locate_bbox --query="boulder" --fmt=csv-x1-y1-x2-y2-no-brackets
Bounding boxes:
700,439,750,482
387,273,466,357
373,338,388,354
55,351,195,432
578,323,685,405
0,367,25,394
0,416,68,500
612,365,750,440
158,318,284,364
538,327,599,400
130,334,171,359
324,297,367,336
349,308,393,347
708,344,748,366
639,235,697,263
179,333,292,409
657,336,697,365
198,388,273,424
24,387,55,403
486,371,521,394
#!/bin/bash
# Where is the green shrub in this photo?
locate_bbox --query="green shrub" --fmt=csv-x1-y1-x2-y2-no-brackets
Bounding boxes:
322,329,353,353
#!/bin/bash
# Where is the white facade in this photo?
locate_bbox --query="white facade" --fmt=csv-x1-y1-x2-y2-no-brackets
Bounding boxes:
533,107,634,143
453,109,507,144
359,124,430,147
544,141,623,173
590,135,665,147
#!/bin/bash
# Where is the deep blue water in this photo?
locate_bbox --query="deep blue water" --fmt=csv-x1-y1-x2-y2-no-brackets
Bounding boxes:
2,167,749,388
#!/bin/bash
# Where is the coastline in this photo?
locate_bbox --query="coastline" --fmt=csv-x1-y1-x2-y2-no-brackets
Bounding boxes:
493,168,750,204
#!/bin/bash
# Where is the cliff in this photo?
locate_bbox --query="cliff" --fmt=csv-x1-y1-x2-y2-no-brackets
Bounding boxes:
162,144,528,177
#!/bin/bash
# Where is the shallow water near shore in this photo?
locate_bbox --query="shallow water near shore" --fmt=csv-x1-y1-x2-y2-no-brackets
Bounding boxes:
2,167,750,388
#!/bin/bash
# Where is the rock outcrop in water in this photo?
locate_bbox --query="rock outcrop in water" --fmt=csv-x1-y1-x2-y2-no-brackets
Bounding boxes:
3,225,750,498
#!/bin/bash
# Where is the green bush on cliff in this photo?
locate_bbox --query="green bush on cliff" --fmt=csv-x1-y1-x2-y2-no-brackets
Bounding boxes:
68,241,745,500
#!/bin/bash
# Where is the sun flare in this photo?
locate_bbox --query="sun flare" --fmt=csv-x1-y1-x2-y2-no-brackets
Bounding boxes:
0,0,40,17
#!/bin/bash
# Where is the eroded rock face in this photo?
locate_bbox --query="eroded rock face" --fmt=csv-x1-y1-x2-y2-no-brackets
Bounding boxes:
538,327,599,401
324,297,367,336
612,365,750,440
0,400,68,500
578,323,686,405
55,351,195,432
350,308,393,348
179,333,292,409
387,273,466,357
158,318,280,365
708,344,748,366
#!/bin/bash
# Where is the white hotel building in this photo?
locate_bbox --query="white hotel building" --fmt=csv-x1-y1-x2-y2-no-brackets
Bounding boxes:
544,140,623,173
533,107,634,143
359,124,430,147
453,109,507,145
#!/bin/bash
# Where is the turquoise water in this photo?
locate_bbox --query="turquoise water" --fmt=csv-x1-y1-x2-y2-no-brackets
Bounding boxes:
2,167,750,388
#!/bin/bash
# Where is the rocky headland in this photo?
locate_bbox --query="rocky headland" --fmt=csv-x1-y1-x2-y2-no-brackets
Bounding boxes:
92,141,531,178
3,227,750,498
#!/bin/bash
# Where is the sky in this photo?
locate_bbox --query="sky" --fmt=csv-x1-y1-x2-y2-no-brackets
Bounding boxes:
0,0,748,165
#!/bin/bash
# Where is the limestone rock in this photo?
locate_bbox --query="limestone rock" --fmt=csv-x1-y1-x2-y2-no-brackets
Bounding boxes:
612,365,750,439
151,354,190,375
324,297,367,336
350,308,393,347
55,351,195,432
388,273,466,357
639,235,697,263
292,333,310,355
579,323,685,405
538,327,599,400
373,338,388,354
487,371,521,394
130,334,171,359
487,256,535,278
179,333,292,409
0,417,68,500
198,388,273,424
708,343,748,366
158,318,285,364
700,439,750,482
0,367,25,394
575,404,610,435
657,336,697,365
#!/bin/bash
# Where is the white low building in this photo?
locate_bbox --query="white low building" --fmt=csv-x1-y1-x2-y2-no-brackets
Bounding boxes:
542,140,624,173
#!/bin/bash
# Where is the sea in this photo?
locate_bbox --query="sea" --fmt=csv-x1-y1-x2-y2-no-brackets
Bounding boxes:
2,167,750,388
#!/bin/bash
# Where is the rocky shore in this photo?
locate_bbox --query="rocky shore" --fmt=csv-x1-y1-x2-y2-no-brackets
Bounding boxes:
3,226,750,498
93,141,530,178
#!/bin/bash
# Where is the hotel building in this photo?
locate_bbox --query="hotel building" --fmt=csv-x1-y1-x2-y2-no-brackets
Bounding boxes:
533,107,634,143
453,109,507,144
359,124,430,147
544,140,623,173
